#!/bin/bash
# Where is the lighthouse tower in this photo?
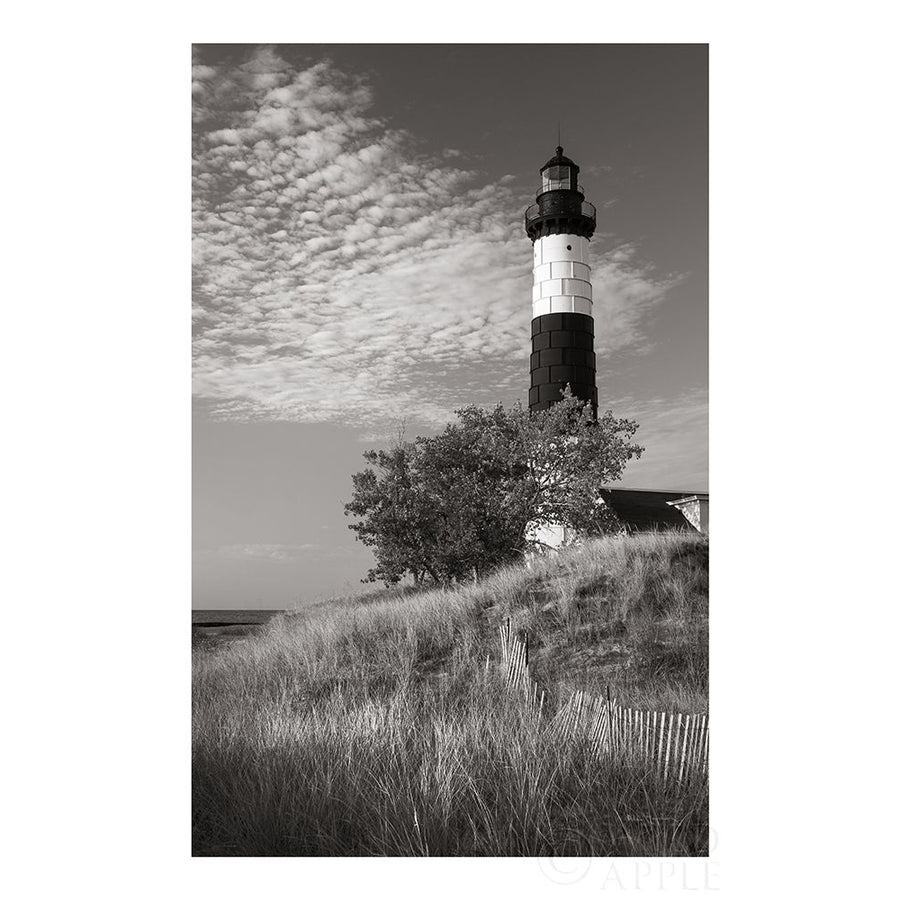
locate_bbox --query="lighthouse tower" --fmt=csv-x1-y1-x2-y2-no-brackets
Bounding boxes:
525,147,597,413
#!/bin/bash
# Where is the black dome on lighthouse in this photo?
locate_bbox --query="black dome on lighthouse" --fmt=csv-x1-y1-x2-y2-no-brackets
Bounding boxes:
540,146,579,175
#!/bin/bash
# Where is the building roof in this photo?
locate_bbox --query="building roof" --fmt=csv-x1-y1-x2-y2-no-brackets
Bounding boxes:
599,488,706,532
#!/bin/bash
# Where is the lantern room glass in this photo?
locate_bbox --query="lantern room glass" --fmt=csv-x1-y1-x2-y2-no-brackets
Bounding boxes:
542,165,571,192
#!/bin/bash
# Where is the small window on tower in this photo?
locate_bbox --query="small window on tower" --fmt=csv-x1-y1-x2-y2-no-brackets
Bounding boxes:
542,165,571,192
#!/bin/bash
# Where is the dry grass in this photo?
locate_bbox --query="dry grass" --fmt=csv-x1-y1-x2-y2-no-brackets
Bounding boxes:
193,531,709,856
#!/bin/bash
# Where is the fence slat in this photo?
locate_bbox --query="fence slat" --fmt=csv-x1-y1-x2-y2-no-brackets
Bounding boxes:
690,714,700,769
664,713,677,780
695,715,704,772
703,716,709,772
684,713,696,771
657,712,666,771
513,636,523,688
678,714,691,781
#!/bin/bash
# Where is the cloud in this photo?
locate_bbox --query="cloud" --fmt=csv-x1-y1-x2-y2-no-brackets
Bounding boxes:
213,542,367,562
216,543,320,562
193,48,676,434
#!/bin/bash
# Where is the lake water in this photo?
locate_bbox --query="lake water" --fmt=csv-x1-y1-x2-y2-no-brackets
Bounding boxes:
192,609,282,649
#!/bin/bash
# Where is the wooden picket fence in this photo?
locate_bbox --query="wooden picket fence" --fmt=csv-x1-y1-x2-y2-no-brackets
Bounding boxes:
497,618,708,781
552,688,709,781
497,617,546,714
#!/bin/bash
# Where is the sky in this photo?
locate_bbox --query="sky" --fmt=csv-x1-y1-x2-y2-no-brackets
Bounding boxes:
192,44,708,609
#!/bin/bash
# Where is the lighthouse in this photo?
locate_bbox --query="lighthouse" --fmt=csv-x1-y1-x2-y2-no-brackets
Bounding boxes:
525,147,597,414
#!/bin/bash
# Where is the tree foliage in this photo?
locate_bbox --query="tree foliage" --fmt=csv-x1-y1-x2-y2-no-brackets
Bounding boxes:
344,389,643,586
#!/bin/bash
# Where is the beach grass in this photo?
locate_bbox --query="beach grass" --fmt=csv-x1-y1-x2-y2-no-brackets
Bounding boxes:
192,531,709,856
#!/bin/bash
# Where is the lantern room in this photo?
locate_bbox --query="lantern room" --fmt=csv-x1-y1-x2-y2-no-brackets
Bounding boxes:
539,147,581,196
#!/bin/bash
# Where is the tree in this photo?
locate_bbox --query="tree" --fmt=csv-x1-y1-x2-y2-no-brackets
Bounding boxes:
344,388,643,586
343,441,435,585
412,403,534,581
519,387,643,539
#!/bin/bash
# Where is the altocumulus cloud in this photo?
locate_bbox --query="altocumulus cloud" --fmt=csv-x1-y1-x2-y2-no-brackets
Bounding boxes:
193,47,676,433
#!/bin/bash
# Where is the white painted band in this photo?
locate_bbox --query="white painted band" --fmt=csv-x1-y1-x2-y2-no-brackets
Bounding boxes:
533,233,590,266
532,234,593,320
533,261,591,283
532,296,593,318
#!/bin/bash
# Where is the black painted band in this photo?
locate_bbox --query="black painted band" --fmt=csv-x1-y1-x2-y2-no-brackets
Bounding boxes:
529,313,597,413
531,313,594,336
